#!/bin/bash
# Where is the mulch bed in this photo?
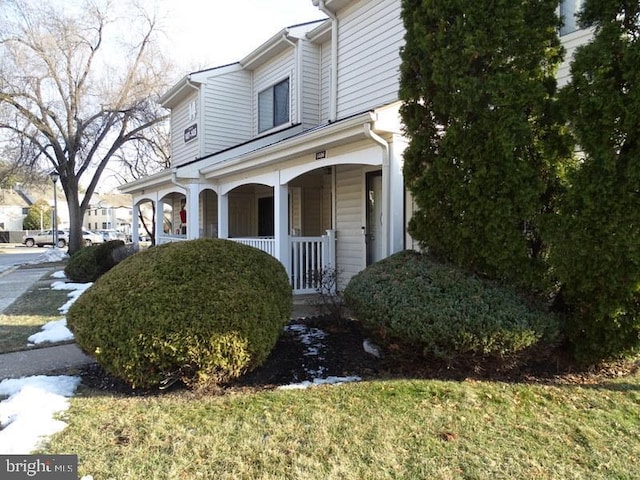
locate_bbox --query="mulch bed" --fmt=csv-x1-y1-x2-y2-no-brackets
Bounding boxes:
75,315,640,397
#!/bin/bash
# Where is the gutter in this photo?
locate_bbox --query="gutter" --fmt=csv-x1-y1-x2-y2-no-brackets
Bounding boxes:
313,0,338,122
281,33,303,127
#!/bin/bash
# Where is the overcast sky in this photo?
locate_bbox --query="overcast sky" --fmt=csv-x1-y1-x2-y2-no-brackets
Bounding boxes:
160,0,325,76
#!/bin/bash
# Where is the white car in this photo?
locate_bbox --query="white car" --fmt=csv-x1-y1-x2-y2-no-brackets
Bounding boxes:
22,230,68,248
61,229,105,246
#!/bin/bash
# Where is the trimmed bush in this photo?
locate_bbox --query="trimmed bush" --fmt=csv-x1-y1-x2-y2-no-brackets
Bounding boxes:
67,239,292,389
344,251,560,362
64,240,127,283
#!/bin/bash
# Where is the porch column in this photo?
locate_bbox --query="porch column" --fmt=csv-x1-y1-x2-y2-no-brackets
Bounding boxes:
274,181,290,278
389,135,407,254
155,198,164,241
132,202,140,247
217,192,229,239
186,184,199,240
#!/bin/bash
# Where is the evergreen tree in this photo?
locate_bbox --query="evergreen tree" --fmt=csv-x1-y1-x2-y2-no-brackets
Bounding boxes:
547,0,640,361
399,0,570,287
23,200,53,230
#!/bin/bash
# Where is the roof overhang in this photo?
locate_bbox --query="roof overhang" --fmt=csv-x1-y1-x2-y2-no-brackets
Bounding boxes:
312,0,353,13
119,169,173,195
197,111,377,179
159,63,242,109
306,19,332,43
240,28,297,70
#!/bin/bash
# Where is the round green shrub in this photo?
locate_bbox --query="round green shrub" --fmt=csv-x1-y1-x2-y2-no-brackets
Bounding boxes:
344,250,560,362
67,238,292,389
64,240,127,283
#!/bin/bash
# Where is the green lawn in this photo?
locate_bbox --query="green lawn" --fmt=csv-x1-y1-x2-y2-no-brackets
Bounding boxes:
47,373,640,479
0,314,62,352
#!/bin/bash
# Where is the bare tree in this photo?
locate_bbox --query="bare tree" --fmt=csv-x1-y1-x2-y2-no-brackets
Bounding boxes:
111,122,172,244
0,0,172,253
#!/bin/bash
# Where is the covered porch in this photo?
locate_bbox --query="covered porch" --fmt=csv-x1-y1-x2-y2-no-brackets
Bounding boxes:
124,105,407,295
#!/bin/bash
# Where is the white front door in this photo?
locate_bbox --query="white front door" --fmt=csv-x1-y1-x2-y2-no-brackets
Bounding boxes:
366,171,384,266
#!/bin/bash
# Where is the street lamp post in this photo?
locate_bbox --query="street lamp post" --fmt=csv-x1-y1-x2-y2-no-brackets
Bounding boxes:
49,171,60,248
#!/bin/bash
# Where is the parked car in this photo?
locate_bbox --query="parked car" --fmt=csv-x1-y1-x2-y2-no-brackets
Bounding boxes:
22,230,68,248
98,229,127,242
79,229,104,246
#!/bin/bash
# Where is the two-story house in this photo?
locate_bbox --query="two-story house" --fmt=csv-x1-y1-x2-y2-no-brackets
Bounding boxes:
121,0,592,294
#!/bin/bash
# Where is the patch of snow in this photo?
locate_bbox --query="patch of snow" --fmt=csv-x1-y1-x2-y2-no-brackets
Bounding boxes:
278,375,362,390
363,338,382,358
51,281,93,314
26,248,68,265
28,319,74,345
50,270,67,279
284,323,329,378
0,375,81,454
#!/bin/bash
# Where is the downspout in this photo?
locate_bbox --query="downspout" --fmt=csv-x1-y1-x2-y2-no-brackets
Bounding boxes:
282,32,302,126
314,0,338,122
363,122,391,258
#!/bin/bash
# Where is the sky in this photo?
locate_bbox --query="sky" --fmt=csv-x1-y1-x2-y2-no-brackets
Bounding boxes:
0,247,362,459
159,0,326,76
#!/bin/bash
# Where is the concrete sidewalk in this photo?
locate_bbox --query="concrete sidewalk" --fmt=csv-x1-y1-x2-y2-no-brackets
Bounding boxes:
0,266,58,313
0,265,96,380
0,344,95,379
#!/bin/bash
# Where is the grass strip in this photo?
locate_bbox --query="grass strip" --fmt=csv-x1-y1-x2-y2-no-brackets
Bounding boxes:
47,375,640,479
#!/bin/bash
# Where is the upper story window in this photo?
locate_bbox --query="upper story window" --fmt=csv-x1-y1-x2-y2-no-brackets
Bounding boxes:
258,78,290,133
560,0,583,36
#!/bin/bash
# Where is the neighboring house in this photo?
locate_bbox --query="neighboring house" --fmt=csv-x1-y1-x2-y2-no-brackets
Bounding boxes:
84,193,134,236
121,0,592,294
0,186,69,232
0,188,30,231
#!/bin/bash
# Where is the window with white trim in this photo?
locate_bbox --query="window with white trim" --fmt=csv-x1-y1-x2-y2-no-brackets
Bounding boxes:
258,78,290,133
560,0,583,36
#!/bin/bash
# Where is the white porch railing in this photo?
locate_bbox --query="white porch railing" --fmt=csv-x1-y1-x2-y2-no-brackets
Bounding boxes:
229,230,336,294
156,234,188,245
156,231,337,294
230,237,276,257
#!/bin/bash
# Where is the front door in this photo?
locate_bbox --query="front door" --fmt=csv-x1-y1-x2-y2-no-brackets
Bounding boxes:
258,196,274,237
366,171,384,266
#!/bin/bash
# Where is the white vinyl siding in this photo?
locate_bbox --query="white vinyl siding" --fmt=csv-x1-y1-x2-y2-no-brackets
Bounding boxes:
335,164,364,287
301,41,321,130
170,91,200,167
253,49,296,135
203,70,252,154
336,0,404,118
558,28,594,87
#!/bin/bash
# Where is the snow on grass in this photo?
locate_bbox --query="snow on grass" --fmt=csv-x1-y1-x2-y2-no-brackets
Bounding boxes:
50,270,67,279
51,281,93,314
278,375,362,390
28,319,74,345
26,248,68,265
0,375,81,454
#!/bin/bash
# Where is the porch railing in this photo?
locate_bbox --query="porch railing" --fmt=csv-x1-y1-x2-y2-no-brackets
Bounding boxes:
157,232,336,294
156,233,188,245
229,230,336,294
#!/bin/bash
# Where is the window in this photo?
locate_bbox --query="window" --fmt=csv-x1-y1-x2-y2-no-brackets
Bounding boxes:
560,0,583,36
102,222,108,229
102,208,107,215
258,78,290,133
88,210,91,216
